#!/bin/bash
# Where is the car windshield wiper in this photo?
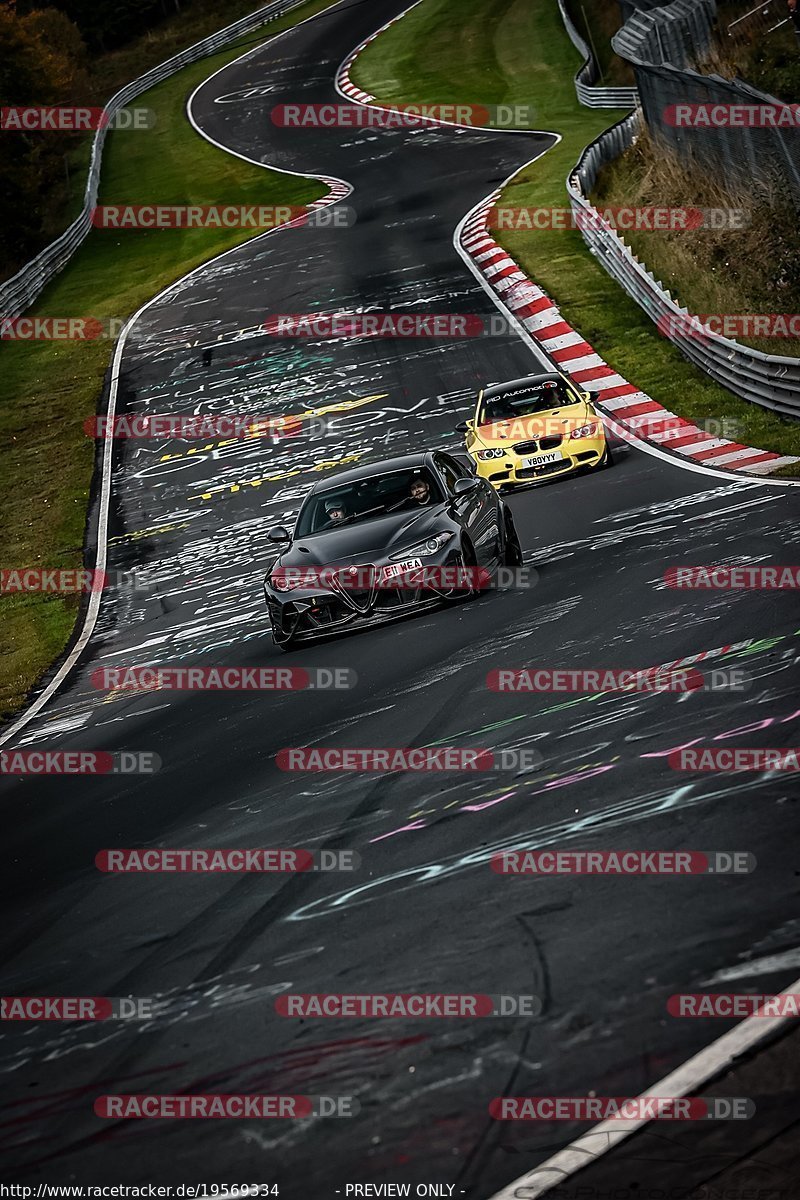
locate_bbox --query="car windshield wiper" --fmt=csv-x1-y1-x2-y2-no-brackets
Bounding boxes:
386,497,417,512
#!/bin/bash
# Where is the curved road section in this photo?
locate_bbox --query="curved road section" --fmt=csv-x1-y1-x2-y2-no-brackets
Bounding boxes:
1,0,799,1194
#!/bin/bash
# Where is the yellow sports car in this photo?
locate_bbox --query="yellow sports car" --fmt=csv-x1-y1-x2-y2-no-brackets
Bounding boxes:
456,371,611,489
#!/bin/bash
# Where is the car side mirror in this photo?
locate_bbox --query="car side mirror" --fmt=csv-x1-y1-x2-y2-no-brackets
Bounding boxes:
267,525,292,544
453,476,480,499
455,420,474,433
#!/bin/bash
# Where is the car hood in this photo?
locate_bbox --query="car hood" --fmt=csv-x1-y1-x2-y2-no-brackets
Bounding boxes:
473,401,593,446
277,505,450,567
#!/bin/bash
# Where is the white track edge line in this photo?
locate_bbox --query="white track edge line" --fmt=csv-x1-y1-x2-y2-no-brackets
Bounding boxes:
0,0,355,749
452,164,799,488
487,972,800,1199
328,10,800,1199
333,4,800,490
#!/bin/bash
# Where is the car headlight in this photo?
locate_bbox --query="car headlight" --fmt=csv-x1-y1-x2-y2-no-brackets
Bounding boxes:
569,422,599,440
389,531,454,560
270,567,318,592
476,447,505,460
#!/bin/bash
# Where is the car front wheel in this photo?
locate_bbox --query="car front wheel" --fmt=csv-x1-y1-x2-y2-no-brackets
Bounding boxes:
502,509,523,567
444,541,480,602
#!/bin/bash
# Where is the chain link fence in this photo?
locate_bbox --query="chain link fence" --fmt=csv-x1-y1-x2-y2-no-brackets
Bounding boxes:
0,0,309,322
557,0,638,108
612,0,800,205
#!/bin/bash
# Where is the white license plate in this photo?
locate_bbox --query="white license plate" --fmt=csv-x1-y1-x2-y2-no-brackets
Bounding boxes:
382,558,423,581
521,452,562,469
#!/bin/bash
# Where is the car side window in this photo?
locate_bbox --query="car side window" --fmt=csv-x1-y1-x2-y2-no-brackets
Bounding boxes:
445,453,471,479
434,454,461,493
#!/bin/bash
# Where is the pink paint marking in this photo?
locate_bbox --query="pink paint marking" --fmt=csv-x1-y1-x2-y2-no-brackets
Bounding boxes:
369,820,427,843
461,790,516,813
461,764,616,812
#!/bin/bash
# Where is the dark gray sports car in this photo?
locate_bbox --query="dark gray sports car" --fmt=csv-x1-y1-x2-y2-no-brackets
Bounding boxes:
263,451,523,648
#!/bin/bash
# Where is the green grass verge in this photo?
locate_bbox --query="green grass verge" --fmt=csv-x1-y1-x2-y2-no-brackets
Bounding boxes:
351,0,800,460
0,0,341,721
17,0,345,262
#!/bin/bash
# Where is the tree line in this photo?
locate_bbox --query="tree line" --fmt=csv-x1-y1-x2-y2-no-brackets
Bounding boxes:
1,0,181,279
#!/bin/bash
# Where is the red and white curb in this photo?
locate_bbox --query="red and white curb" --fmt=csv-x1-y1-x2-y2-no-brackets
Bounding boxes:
309,177,352,207
338,7,410,104
339,8,798,479
461,191,799,477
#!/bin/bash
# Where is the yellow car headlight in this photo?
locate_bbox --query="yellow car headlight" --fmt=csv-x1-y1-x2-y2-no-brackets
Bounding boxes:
568,422,600,440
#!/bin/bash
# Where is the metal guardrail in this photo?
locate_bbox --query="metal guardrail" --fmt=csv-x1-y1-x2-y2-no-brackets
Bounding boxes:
612,0,800,206
0,0,308,321
613,0,718,70
557,0,638,109
567,113,800,420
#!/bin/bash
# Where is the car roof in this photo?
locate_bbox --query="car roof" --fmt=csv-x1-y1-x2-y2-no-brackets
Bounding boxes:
482,372,563,398
306,452,433,494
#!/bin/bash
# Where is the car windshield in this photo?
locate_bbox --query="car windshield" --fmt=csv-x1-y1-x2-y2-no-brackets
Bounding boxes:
478,379,577,425
295,467,444,536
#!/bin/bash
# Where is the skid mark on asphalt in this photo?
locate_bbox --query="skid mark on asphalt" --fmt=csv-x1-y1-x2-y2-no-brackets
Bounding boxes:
526,491,795,571
4,1035,424,1162
0,966,293,1076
